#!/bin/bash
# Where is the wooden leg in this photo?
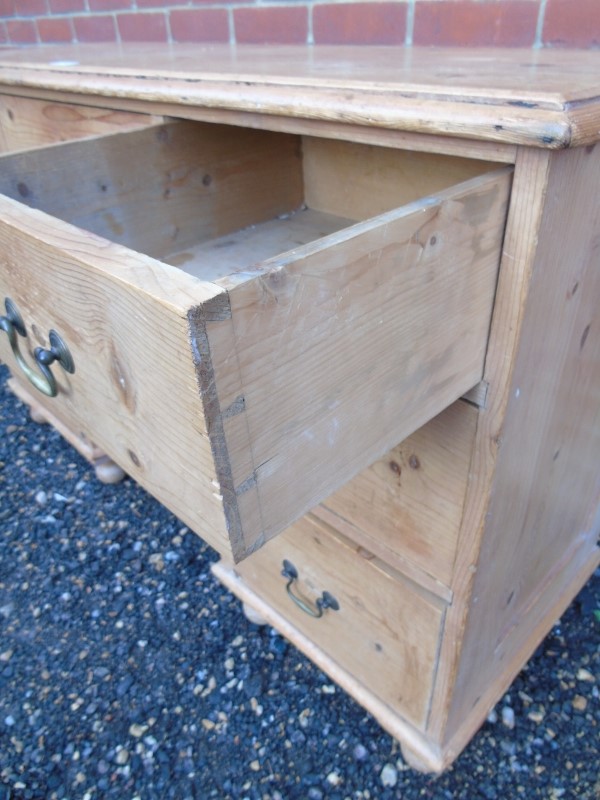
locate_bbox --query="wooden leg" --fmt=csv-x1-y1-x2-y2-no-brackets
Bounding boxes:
399,741,436,774
8,377,127,485
242,601,268,626
29,405,48,425
93,455,127,485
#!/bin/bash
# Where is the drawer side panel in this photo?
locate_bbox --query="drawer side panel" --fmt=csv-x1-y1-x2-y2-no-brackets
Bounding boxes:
221,169,512,554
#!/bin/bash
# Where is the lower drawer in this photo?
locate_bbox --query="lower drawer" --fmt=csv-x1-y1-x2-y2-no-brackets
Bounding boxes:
217,514,445,730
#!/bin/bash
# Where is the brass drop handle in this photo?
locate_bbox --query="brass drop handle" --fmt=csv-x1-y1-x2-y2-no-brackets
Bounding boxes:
281,560,340,618
0,297,75,398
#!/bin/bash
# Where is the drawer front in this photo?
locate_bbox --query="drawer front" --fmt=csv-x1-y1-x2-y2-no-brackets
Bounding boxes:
0,94,159,154
0,121,511,562
222,515,445,730
316,400,479,591
0,195,239,554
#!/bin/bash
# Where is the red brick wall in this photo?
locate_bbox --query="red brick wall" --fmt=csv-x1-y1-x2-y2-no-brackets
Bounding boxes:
0,0,598,48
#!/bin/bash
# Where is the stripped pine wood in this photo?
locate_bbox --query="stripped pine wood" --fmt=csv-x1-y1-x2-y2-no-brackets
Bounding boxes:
0,194,235,555
425,147,553,744
165,208,353,283
302,137,497,220
0,118,511,560
217,169,511,553
8,377,126,484
2,48,599,773
213,558,446,773
0,84,517,164
0,121,304,262
0,93,159,154
218,513,445,731
441,549,600,768
442,143,600,742
1,45,600,146
314,401,479,592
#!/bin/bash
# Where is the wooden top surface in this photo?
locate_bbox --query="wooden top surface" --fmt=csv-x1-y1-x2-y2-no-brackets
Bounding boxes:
0,44,599,148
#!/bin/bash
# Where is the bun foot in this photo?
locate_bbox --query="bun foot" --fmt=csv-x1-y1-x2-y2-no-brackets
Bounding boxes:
29,406,48,425
93,456,126,485
399,742,436,774
242,601,268,626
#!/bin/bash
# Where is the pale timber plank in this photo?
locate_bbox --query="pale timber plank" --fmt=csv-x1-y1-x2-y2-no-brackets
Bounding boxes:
0,194,236,555
0,120,304,262
215,169,512,553
302,137,498,220
165,208,353,283
0,93,159,154
316,401,479,592
1,45,600,146
218,514,445,731
0,85,518,164
213,559,446,773
437,145,600,745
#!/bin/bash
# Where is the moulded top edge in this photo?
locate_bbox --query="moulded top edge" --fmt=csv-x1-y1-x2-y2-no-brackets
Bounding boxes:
0,44,599,148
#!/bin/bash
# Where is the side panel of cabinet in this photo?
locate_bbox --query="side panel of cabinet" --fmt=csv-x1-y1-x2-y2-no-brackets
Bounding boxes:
439,144,600,753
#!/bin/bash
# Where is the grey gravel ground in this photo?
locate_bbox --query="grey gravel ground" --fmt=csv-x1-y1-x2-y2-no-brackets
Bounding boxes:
0,363,599,800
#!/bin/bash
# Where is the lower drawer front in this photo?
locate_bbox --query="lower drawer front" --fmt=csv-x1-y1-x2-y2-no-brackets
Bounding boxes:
225,515,445,730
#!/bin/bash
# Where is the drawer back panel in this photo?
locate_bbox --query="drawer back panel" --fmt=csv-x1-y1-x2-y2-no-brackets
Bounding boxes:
0,121,304,261
0,94,159,155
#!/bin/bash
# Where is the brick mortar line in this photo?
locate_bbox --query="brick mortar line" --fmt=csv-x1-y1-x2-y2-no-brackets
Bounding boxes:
6,0,418,22
534,0,548,49
405,0,415,46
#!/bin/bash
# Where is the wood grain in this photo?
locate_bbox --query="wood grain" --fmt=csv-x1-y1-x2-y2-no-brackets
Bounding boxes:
220,513,445,730
0,45,600,146
0,84,517,164
0,193,238,555
213,557,447,773
315,400,479,592
0,121,510,562
0,93,159,154
0,120,304,262
302,137,497,220
166,208,353,283
217,169,512,554
425,146,552,743
441,144,600,743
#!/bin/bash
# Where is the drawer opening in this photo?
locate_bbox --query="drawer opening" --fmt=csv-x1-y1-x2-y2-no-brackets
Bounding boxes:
0,120,500,286
0,119,512,562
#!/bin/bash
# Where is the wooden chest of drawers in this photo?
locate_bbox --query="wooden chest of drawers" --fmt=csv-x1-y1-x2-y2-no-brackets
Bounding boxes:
0,44,598,772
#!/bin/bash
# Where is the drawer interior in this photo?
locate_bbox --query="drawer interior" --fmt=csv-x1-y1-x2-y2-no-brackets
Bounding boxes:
0,93,159,155
0,120,498,284
0,120,511,561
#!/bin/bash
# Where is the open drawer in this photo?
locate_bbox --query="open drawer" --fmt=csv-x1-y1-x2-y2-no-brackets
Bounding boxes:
0,120,511,560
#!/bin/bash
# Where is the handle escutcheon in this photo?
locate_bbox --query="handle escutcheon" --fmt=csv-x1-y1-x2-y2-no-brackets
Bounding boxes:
281,559,340,619
0,298,75,398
